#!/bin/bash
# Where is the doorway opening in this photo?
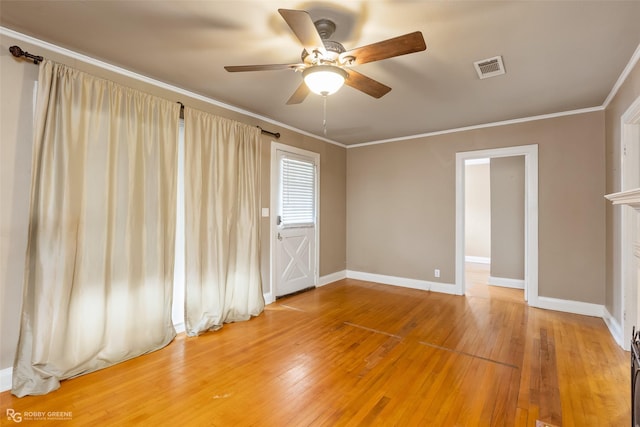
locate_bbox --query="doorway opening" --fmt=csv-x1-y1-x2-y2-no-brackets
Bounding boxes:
455,145,539,303
464,156,526,302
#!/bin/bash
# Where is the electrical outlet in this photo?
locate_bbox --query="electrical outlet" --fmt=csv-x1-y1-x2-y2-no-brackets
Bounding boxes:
434,269,440,278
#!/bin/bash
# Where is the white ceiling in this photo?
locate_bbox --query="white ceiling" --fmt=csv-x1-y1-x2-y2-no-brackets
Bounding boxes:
2,1,639,146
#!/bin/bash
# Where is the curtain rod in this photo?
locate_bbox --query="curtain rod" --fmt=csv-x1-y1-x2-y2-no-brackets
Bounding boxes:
9,45,43,64
8,45,281,140
176,103,280,139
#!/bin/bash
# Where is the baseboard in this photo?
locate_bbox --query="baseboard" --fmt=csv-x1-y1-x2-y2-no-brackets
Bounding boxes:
317,270,347,287
1,367,12,393
346,270,459,295
532,296,605,318
263,292,275,305
174,322,185,335
430,281,461,295
346,270,609,319
603,307,626,350
487,275,525,289
465,256,491,264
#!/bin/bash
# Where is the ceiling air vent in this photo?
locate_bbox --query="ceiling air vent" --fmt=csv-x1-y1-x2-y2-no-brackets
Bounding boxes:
473,56,505,79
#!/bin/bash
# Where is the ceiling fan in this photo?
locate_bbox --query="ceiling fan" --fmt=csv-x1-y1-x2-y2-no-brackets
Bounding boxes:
224,8,427,104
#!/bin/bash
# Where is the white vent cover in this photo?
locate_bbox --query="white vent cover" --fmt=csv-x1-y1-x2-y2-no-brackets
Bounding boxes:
473,56,506,79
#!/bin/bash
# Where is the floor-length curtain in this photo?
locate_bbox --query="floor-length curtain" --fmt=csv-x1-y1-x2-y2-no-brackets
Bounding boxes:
12,60,180,397
183,108,264,336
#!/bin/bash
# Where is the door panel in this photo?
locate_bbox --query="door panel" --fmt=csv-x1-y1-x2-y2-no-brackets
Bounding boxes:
276,227,314,296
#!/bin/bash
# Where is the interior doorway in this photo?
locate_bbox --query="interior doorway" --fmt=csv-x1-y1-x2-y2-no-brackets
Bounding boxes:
455,145,538,303
464,156,526,300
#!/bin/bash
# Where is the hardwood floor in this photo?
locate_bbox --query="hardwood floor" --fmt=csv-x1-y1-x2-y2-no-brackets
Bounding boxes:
0,265,629,426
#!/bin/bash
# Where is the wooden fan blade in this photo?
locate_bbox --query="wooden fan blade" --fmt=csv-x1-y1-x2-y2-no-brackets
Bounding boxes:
340,31,426,66
224,64,302,72
286,82,310,105
278,9,327,57
344,69,391,98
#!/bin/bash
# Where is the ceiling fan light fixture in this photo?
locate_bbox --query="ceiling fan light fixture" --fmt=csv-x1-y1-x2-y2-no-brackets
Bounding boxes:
303,65,348,96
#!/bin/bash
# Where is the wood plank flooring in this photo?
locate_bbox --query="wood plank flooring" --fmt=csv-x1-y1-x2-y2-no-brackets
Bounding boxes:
0,264,629,426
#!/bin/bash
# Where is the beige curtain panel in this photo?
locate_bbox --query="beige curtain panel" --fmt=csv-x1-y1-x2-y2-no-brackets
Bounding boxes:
183,108,264,336
12,60,180,397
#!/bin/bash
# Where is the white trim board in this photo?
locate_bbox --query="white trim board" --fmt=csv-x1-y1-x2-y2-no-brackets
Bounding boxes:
348,107,603,148
0,27,346,149
346,270,606,320
603,307,624,349
1,367,11,393
5,26,634,151
487,276,525,290
346,270,460,295
535,296,605,318
318,270,347,287
465,256,491,264
617,94,640,351
602,42,640,109
263,292,275,305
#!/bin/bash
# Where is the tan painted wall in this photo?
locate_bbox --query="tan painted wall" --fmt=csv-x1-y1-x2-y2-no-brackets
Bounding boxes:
490,156,525,280
0,33,346,371
465,162,491,259
605,59,640,323
0,37,38,375
348,112,605,301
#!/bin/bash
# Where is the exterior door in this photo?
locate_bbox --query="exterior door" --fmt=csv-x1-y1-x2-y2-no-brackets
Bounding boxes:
273,147,318,297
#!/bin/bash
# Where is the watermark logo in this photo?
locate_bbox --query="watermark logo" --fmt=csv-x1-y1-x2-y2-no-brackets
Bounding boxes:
6,409,22,423
6,408,73,423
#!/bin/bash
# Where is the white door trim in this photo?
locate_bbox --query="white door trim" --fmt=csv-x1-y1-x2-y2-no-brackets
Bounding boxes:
270,142,320,300
455,144,539,303
620,95,640,350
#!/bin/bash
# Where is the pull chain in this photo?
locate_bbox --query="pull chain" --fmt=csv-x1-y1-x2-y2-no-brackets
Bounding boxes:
322,95,328,136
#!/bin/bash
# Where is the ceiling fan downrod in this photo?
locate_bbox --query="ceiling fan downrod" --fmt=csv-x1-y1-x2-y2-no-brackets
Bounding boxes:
314,19,336,40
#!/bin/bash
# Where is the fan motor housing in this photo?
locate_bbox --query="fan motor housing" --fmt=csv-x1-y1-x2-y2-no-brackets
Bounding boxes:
301,18,346,64
301,40,345,64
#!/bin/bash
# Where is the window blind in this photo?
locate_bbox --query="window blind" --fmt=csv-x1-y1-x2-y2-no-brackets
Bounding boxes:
280,157,315,226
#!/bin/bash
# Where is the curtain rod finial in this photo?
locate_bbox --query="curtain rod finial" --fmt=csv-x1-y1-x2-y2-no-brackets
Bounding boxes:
9,45,43,65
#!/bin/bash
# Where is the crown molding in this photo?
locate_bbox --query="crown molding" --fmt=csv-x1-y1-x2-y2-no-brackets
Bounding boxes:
602,42,640,109
3,26,637,151
0,26,347,149
348,106,604,148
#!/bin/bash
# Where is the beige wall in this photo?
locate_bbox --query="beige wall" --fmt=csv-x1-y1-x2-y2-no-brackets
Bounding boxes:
605,59,640,323
490,156,525,280
465,162,491,259
0,38,38,375
0,33,347,371
348,112,605,300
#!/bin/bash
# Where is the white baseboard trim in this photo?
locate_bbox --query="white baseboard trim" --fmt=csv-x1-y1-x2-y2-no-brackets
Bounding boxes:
1,367,12,393
317,270,347,287
465,256,491,264
430,281,462,295
263,292,275,305
346,270,459,295
346,271,608,318
487,275,525,289
603,307,626,350
174,322,185,335
532,296,605,318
